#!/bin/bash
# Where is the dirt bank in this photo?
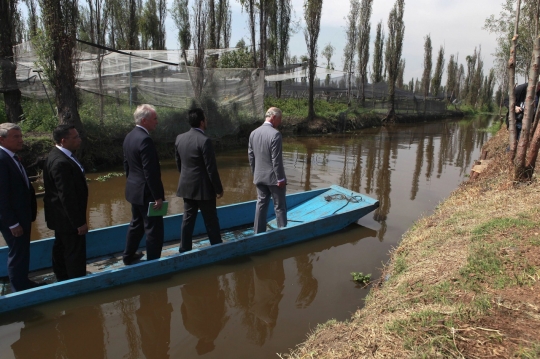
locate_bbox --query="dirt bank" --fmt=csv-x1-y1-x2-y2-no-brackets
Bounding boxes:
282,129,540,358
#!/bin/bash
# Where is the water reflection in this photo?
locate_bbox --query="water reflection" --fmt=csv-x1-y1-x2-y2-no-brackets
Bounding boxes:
0,117,495,359
137,289,172,358
181,277,228,355
10,305,106,359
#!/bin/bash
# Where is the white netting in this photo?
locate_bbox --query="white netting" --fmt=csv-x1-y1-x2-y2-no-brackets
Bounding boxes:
9,41,263,122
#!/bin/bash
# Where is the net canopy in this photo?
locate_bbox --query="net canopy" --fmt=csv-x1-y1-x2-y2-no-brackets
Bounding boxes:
9,41,264,126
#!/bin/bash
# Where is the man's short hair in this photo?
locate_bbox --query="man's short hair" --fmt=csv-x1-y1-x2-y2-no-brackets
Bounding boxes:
188,108,205,128
134,104,156,125
0,123,21,138
265,108,282,119
53,124,76,144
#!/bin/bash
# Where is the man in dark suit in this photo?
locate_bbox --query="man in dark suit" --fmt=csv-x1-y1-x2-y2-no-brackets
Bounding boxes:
43,125,89,281
0,123,38,292
175,108,224,252
123,104,165,264
248,107,287,234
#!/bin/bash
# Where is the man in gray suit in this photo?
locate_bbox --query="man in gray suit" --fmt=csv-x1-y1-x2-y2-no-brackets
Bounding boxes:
248,107,287,234
175,108,224,252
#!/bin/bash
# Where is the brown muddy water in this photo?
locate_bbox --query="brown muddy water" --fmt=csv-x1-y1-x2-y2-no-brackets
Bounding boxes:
0,116,495,358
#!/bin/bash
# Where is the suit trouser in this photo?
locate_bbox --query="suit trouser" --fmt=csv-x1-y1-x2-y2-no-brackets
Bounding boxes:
1,226,34,292
52,231,87,281
254,184,287,234
180,198,222,252
124,203,164,261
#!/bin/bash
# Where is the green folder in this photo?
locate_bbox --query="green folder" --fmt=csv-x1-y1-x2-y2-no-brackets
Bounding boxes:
147,201,169,217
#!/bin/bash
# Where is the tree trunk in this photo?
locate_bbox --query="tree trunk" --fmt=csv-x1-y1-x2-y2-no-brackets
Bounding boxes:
507,0,522,161
0,0,24,123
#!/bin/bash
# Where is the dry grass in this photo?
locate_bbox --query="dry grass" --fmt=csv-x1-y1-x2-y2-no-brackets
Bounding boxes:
282,129,540,358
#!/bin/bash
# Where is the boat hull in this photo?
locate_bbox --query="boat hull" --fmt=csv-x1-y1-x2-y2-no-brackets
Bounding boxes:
0,185,378,313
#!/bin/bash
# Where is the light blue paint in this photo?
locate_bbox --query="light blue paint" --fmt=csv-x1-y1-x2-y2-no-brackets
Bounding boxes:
0,185,378,313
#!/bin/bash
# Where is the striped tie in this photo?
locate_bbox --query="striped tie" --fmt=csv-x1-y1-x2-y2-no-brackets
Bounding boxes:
13,155,29,187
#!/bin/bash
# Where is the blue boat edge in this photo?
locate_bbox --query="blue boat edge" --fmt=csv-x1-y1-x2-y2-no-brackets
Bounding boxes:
0,185,379,313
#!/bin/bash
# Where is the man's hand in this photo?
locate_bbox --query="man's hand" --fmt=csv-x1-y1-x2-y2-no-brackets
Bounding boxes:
216,191,224,199
77,223,89,236
515,106,523,113
153,198,164,210
277,180,286,189
10,225,23,238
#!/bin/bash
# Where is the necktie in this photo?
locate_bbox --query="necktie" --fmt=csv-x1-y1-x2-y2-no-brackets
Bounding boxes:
71,154,85,174
13,155,29,187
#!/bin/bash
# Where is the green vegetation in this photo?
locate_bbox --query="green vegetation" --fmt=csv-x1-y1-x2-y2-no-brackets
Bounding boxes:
351,272,371,285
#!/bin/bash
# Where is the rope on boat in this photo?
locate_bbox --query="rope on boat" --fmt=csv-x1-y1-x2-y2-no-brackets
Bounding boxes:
324,193,364,215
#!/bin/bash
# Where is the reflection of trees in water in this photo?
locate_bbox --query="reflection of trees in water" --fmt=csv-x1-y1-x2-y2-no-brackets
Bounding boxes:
117,297,140,359
229,260,285,346
373,128,394,241
11,305,106,358
294,254,318,309
364,140,376,194
180,277,228,355
136,289,173,359
410,127,425,201
437,122,452,178
425,135,435,180
339,143,350,189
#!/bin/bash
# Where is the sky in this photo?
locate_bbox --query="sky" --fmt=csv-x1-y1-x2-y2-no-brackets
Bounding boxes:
163,0,503,85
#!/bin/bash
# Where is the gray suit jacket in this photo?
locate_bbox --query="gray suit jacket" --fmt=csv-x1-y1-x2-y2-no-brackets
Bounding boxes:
248,122,286,185
175,128,223,200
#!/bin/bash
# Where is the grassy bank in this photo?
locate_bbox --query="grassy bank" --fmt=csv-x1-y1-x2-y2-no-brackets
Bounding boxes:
282,129,540,358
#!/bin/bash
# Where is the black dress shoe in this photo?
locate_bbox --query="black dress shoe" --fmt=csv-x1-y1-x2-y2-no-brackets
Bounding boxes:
123,251,145,265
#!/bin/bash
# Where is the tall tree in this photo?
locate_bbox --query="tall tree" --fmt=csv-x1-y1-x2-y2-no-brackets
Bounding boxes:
79,0,109,123
396,58,405,89
0,0,25,122
257,0,273,68
446,54,457,102
239,0,257,67
24,0,39,38
108,0,140,49
469,49,484,106
342,0,360,103
321,42,334,68
192,0,208,68
140,0,166,50
484,0,537,80
321,42,334,86
506,0,521,161
304,0,323,121
371,20,384,83
268,0,293,97
170,0,192,63
431,45,445,97
384,0,405,121
215,0,231,48
356,0,373,104
37,0,84,130
421,34,432,100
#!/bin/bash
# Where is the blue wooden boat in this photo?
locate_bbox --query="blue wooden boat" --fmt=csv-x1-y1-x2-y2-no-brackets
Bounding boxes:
0,185,378,313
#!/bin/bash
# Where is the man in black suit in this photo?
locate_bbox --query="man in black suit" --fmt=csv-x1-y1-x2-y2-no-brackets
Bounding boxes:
175,108,224,252
0,123,38,292
123,104,165,264
43,125,89,281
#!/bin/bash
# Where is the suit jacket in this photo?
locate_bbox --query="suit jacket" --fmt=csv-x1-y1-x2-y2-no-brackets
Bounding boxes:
123,126,164,206
0,149,37,231
175,128,223,200
43,147,88,231
248,123,286,185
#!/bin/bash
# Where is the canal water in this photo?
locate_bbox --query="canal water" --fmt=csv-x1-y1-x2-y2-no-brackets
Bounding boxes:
0,116,494,358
